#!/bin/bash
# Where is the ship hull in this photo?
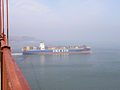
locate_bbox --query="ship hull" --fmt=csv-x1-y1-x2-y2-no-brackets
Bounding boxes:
23,48,91,55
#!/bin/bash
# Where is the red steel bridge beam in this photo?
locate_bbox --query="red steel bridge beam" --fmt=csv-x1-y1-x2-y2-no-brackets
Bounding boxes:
0,0,31,89
1,40,30,90
2,0,4,39
6,0,9,45
0,0,1,33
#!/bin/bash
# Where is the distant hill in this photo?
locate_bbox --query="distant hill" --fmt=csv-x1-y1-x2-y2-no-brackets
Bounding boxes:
10,36,36,41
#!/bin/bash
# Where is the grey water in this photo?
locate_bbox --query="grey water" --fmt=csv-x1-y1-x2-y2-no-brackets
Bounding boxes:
13,48,120,90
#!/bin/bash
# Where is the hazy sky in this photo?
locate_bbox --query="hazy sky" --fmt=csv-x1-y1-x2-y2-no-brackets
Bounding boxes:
9,0,120,42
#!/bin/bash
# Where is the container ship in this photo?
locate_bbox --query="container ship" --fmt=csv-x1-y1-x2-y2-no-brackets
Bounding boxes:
22,42,91,55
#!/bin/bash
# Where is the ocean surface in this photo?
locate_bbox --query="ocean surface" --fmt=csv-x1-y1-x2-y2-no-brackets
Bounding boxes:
13,48,120,90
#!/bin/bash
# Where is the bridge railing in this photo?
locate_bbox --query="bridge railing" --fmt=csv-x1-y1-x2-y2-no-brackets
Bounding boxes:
0,35,31,90
0,0,31,89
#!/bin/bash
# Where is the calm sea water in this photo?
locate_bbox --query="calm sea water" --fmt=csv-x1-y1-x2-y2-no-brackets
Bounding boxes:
13,48,120,90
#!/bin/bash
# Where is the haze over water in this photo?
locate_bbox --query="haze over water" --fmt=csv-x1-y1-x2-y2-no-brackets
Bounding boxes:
10,0,120,43
13,42,120,90
10,0,120,90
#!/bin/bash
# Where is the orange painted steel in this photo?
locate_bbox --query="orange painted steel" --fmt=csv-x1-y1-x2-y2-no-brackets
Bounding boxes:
2,0,4,38
2,44,30,90
0,0,31,89
0,0,1,33
1,38,31,90
6,0,9,45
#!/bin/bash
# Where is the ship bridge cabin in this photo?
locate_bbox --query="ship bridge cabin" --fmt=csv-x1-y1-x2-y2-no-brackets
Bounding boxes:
40,42,45,50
